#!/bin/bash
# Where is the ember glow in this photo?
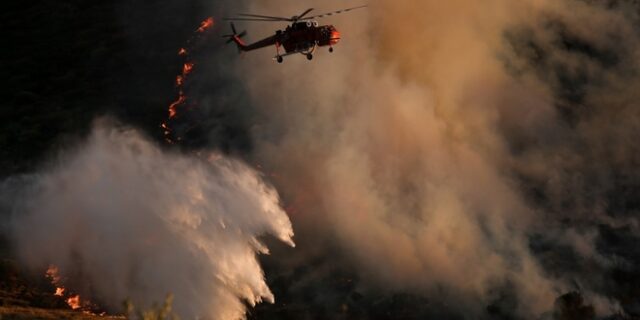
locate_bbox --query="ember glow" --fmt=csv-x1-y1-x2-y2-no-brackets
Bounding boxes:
45,265,66,300
168,93,185,119
161,17,214,143
45,265,89,311
182,62,194,76
67,295,81,310
197,17,214,33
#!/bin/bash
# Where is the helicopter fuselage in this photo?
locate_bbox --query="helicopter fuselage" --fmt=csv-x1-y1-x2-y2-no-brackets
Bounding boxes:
224,5,364,62
228,21,341,61
277,21,340,53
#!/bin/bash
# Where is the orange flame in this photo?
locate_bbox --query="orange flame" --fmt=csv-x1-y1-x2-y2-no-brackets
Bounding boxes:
168,93,186,118
197,17,214,33
46,266,67,299
45,265,89,312
163,17,214,143
183,63,194,76
161,122,171,132
67,295,81,310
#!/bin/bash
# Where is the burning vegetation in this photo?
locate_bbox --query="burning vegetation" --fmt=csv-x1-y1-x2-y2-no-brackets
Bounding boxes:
161,17,215,144
197,17,214,33
24,19,218,317
45,265,100,314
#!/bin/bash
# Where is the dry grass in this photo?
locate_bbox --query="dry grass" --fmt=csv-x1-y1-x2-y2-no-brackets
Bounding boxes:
0,259,125,320
0,305,124,320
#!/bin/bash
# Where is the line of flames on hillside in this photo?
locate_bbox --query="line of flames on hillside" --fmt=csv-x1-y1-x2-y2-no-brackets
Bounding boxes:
45,265,91,313
41,17,216,317
162,17,214,144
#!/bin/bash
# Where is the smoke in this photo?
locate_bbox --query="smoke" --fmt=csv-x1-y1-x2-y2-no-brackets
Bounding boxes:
6,0,640,318
208,0,640,317
8,120,294,319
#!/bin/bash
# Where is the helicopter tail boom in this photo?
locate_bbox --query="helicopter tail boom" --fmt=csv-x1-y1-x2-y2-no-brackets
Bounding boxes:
223,22,279,52
229,35,249,51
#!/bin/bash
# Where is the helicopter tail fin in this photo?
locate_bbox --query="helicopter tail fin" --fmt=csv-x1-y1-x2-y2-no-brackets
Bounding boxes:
222,22,248,52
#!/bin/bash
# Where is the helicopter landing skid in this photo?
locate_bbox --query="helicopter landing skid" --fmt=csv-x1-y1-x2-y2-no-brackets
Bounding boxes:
273,44,317,63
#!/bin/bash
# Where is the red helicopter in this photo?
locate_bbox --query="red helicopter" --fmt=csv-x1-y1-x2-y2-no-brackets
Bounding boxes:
223,5,367,63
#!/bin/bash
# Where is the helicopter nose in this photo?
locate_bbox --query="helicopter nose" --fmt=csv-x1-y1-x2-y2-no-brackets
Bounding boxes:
330,29,341,45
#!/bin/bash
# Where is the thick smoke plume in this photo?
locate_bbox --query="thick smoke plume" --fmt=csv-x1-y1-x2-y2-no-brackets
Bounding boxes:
10,120,294,319
207,0,640,317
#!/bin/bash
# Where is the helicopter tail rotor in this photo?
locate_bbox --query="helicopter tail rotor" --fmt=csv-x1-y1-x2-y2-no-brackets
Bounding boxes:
222,22,247,51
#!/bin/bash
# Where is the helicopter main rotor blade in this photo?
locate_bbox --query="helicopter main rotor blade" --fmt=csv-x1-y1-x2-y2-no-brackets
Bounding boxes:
235,13,291,21
223,18,288,22
302,5,367,20
293,8,314,21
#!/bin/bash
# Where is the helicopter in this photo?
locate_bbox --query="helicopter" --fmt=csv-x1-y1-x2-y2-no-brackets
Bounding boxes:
223,5,367,63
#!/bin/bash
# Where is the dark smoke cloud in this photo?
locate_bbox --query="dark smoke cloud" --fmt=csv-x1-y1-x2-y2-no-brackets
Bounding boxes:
213,0,640,318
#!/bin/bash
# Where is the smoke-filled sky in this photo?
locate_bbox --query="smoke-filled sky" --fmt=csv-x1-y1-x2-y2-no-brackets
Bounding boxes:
235,0,640,317
4,0,640,319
